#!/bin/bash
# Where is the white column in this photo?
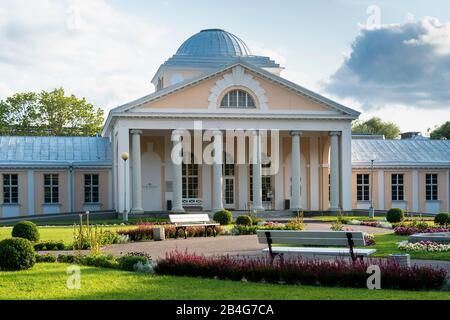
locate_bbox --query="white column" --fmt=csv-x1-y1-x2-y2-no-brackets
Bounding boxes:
238,164,248,210
171,130,184,213
290,131,302,211
274,134,284,210
329,131,341,211
340,128,352,211
252,131,264,211
309,136,320,211
212,130,224,212
131,130,144,213
117,127,130,213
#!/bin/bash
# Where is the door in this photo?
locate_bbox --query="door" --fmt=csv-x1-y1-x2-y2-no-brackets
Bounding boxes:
141,150,162,211
223,176,235,208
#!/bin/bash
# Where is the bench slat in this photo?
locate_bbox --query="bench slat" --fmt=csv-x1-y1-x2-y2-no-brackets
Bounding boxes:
258,237,365,247
170,214,211,223
256,230,365,240
263,247,376,256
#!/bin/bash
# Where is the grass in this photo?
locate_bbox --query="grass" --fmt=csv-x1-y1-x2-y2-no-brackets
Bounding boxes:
0,225,135,246
312,216,385,222
0,216,169,227
0,263,449,300
371,233,450,261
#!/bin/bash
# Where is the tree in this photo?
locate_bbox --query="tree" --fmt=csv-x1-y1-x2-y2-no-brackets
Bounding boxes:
352,117,401,139
0,88,104,136
430,121,450,140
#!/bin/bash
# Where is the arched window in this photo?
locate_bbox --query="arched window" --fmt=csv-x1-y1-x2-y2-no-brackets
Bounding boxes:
220,90,256,108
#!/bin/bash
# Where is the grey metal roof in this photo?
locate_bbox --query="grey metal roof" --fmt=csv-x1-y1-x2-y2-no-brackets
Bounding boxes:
177,29,251,57
0,136,112,167
352,139,450,167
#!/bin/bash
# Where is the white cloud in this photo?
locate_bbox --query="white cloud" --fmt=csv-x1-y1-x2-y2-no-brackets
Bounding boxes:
324,17,450,111
0,0,169,113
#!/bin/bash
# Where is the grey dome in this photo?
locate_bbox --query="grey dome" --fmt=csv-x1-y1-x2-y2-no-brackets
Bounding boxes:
176,29,252,57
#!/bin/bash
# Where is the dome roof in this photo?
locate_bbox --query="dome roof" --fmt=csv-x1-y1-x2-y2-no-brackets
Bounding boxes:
176,29,252,57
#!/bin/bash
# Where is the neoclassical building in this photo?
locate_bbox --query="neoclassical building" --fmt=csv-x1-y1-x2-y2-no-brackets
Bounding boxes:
0,29,449,218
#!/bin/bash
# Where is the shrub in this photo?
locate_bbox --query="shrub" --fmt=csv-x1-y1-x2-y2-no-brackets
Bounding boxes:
213,210,233,225
235,215,252,226
82,255,119,269
154,251,448,291
57,254,77,264
12,221,40,242
34,241,65,251
434,213,450,226
35,254,57,263
117,254,150,271
0,238,36,271
386,208,405,223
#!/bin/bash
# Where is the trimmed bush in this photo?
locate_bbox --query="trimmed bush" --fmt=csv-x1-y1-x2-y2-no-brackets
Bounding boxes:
434,213,449,226
213,210,233,225
12,221,40,242
117,254,150,271
117,225,223,241
235,215,252,226
386,208,404,223
34,241,65,251
0,238,36,271
35,254,57,263
154,251,448,291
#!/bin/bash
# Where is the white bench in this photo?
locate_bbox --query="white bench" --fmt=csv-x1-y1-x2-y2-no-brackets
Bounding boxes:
169,214,219,239
257,230,376,262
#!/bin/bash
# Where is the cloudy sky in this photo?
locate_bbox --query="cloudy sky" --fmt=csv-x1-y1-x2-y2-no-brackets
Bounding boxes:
1,0,449,134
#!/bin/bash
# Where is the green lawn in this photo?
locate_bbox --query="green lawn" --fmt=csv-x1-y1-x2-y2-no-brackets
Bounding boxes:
371,234,450,261
0,263,448,300
0,216,169,227
0,225,134,246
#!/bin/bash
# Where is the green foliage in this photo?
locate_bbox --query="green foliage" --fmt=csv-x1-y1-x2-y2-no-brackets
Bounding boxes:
0,88,104,136
286,212,305,231
34,241,65,251
352,117,401,139
430,121,450,140
117,255,150,271
12,221,40,242
213,210,233,225
386,208,405,223
0,238,36,271
434,213,450,226
235,215,253,226
35,254,57,263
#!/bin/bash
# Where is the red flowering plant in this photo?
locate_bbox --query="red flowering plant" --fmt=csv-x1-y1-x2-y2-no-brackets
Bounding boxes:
154,250,447,291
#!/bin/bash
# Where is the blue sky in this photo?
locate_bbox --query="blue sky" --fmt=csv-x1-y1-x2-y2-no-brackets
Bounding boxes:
1,0,449,133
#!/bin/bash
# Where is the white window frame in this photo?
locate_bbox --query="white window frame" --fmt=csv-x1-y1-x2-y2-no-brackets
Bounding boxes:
220,90,256,109
84,174,100,204
44,174,59,204
391,174,404,201
426,173,438,201
356,174,370,201
3,174,18,204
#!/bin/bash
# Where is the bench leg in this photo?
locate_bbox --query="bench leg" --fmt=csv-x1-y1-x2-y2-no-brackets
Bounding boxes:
212,226,217,237
204,226,208,237
184,227,188,240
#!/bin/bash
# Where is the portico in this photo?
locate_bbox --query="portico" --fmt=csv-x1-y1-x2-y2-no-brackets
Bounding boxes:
110,120,352,214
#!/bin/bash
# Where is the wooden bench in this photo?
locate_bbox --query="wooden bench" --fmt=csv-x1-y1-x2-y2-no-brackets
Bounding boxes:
257,230,376,262
169,214,219,239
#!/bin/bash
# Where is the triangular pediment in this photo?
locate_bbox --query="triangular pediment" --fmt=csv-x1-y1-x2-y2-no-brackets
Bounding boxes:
111,61,360,117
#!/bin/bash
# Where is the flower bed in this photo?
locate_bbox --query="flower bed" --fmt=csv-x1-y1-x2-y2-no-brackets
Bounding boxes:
399,241,450,253
394,226,450,236
117,224,223,241
346,220,392,229
154,251,448,291
230,220,305,236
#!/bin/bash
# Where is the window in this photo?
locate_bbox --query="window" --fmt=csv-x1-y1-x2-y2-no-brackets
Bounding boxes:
85,174,99,203
249,163,272,202
44,174,59,204
391,174,404,201
426,174,438,201
3,174,18,204
182,158,199,199
356,174,370,201
220,90,256,108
